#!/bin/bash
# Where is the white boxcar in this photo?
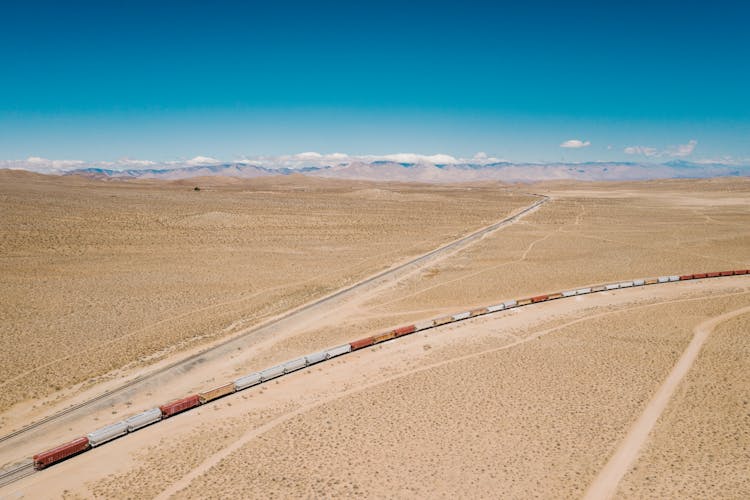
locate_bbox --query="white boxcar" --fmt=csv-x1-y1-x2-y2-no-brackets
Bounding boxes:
260,364,284,382
88,421,128,447
576,287,592,295
487,303,505,313
125,408,161,432
452,311,471,321
503,299,518,308
234,372,262,391
326,344,351,359
414,319,434,331
283,358,306,374
605,283,620,290
619,281,634,288
669,275,680,281
633,279,645,286
658,276,670,283
304,351,327,366
562,290,577,297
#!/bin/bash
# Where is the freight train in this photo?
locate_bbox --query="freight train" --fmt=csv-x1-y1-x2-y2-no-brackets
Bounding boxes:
32,269,749,470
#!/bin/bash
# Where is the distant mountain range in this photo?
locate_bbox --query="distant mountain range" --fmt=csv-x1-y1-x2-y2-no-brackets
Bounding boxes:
61,159,749,183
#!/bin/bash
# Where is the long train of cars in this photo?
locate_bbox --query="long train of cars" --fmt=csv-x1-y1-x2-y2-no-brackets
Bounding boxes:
30,269,749,471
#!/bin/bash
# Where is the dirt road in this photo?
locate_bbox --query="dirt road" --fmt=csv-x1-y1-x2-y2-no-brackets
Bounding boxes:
583,304,750,500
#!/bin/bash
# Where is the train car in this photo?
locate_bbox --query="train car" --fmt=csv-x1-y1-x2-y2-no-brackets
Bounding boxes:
720,271,734,276
707,272,721,278
283,358,306,374
657,276,670,283
325,344,351,359
394,325,416,337
645,277,659,285
516,298,532,306
234,372,262,391
548,292,563,300
372,331,396,344
562,290,576,297
531,294,549,303
605,283,619,290
633,279,646,286
469,307,489,317
260,364,285,382
591,285,606,292
125,408,162,432
734,269,748,275
305,350,327,366
87,421,128,447
679,274,694,280
503,299,518,309
576,287,592,295
693,273,707,279
487,303,505,313
619,281,634,288
160,395,200,418
452,311,471,321
33,437,90,470
414,319,434,331
668,275,680,281
432,316,453,327
350,336,374,351
199,383,235,404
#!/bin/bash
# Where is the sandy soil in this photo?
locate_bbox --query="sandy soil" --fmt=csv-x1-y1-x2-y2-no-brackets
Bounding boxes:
614,311,750,499
0,171,531,417
1,175,748,498
4,278,748,499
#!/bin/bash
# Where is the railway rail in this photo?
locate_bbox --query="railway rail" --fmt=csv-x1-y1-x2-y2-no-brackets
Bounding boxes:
0,194,548,449
1,269,747,486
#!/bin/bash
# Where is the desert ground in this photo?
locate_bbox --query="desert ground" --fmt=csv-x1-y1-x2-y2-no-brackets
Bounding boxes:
1,173,749,498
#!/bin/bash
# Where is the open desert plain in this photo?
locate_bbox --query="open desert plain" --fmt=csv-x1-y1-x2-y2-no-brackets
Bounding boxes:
0,171,748,499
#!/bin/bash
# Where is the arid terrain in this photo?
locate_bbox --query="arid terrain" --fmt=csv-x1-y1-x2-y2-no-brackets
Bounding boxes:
1,173,749,498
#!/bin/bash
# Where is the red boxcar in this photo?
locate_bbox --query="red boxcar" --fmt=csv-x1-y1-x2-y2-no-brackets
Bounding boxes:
735,269,749,275
393,325,416,337
160,394,200,418
350,336,374,351
679,275,694,280
531,294,549,303
693,273,707,279
33,436,89,470
720,271,734,276
706,272,720,278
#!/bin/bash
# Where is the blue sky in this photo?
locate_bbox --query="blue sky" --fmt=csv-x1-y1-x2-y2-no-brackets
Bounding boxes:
1,0,749,165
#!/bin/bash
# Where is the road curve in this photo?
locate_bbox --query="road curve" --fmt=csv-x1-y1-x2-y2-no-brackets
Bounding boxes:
583,303,750,500
0,194,548,448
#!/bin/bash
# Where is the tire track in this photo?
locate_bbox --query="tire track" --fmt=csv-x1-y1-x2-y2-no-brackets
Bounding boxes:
0,196,547,446
583,303,750,500
156,289,749,499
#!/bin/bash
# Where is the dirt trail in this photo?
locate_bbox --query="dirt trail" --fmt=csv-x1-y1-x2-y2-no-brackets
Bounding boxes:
583,303,750,500
0,195,547,455
155,290,748,499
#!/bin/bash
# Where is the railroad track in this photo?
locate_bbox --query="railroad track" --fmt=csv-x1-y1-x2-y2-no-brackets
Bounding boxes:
0,194,549,446
2,268,747,489
0,462,34,488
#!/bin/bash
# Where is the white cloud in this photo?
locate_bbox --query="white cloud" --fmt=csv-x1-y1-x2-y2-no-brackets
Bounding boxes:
624,139,697,158
667,139,697,157
624,145,660,157
184,156,220,166
0,156,86,173
294,152,323,160
560,139,591,148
